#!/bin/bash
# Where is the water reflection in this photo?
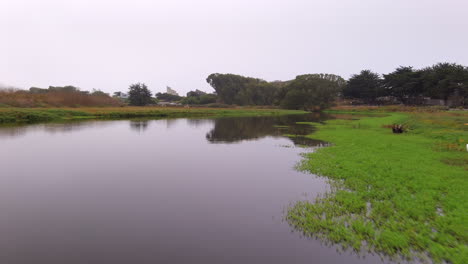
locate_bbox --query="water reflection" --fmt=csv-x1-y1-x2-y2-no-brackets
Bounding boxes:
129,120,150,133
0,119,202,138
0,114,331,148
165,118,179,129
206,113,330,147
186,119,213,127
1,113,334,143
0,121,114,139
0,113,392,264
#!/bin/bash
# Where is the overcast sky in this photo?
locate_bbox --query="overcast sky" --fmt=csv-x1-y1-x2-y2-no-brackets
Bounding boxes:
1,0,467,95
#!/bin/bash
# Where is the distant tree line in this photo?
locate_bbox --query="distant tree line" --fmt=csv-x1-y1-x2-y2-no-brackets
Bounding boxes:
7,61,463,108
28,85,113,97
120,84,217,106
205,62,468,109
206,74,280,106
206,73,345,110
180,90,217,105
155,92,182,102
344,63,468,106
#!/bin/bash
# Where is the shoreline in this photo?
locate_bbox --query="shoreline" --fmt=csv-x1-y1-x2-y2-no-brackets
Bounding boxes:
287,109,467,264
0,107,307,125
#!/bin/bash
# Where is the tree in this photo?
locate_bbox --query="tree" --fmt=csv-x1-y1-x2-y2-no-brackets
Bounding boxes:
383,66,423,104
48,85,80,93
419,63,468,102
279,74,345,111
236,82,279,105
206,73,267,105
181,90,217,105
91,89,109,97
206,73,345,108
128,83,152,106
186,89,207,97
198,94,217,104
343,70,386,104
156,92,182,102
280,89,309,110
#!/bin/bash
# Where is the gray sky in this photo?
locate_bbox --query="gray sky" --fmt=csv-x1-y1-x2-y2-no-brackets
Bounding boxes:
1,0,467,95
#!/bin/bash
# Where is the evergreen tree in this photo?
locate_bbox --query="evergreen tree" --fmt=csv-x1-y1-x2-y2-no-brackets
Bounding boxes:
128,83,152,106
343,70,386,104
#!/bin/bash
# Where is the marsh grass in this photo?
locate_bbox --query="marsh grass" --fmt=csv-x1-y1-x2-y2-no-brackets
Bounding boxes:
287,111,468,264
0,107,306,124
0,90,122,107
330,105,452,113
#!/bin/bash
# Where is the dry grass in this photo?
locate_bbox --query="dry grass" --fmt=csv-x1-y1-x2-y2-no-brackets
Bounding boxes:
0,90,122,107
330,105,456,113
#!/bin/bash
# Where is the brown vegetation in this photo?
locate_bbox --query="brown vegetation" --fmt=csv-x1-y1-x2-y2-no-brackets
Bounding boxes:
330,104,453,113
0,90,122,107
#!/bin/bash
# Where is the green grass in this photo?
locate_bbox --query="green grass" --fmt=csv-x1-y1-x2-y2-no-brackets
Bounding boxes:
0,107,306,124
287,111,468,264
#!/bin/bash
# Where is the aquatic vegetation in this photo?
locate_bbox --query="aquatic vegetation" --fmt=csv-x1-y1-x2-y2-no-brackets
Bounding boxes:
288,111,468,264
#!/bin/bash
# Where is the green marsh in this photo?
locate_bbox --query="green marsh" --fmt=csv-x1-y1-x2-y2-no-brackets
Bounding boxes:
288,111,468,264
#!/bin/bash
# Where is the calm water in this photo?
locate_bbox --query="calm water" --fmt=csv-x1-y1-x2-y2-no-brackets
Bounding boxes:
0,114,391,264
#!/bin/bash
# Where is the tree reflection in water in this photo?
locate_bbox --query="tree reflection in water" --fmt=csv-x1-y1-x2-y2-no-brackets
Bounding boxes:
129,120,149,133
206,113,330,147
0,121,113,139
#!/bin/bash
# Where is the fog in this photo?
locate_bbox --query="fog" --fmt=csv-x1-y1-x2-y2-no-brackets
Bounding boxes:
1,0,467,95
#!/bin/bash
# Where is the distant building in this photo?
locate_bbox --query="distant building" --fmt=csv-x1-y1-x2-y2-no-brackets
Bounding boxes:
113,91,128,99
424,89,465,107
157,101,181,106
166,86,179,96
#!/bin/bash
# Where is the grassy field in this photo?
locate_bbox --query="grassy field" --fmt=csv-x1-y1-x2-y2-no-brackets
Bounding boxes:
0,107,306,124
287,109,467,264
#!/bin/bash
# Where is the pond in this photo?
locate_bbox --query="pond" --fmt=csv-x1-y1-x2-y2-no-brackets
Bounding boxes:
0,114,393,264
